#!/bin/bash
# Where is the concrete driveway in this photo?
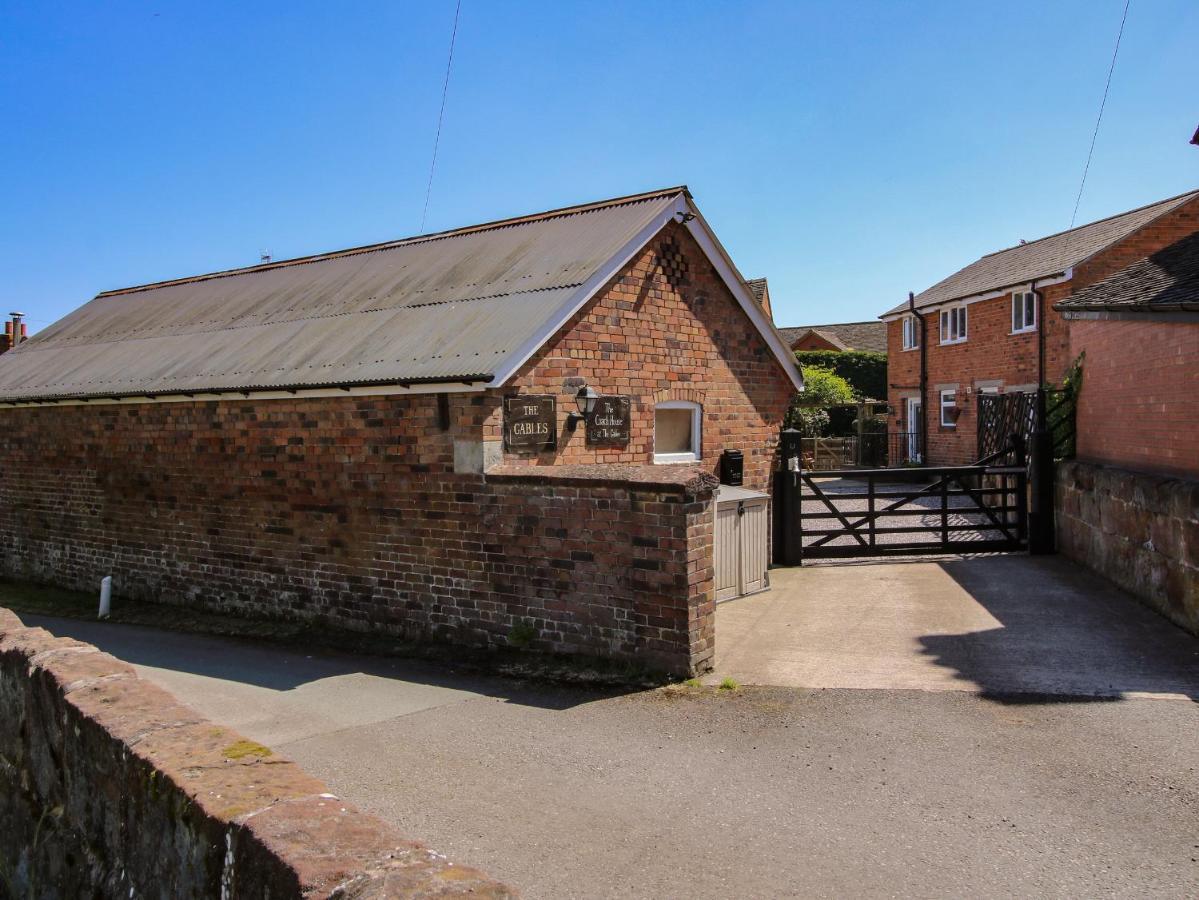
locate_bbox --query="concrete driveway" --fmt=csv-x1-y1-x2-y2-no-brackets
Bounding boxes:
713,556,1199,700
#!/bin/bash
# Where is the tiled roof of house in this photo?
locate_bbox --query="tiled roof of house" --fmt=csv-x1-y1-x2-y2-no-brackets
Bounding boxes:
778,320,888,353
883,189,1199,316
746,278,768,303
1056,229,1199,313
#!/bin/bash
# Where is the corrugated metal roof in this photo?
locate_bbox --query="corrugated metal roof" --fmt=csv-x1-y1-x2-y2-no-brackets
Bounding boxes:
882,189,1199,316
0,188,685,401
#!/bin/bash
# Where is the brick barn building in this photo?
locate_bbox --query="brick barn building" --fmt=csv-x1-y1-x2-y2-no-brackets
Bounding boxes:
880,188,1199,465
0,187,802,675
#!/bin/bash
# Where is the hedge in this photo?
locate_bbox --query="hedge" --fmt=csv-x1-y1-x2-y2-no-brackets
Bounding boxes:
795,350,887,402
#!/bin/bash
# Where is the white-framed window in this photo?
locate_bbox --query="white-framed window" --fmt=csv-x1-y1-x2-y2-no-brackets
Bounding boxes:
940,389,957,427
1011,290,1037,333
939,304,968,344
654,400,701,463
901,315,920,350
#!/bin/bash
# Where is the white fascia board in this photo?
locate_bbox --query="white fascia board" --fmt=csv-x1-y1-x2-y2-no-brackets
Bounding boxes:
490,194,690,388
681,204,805,393
0,380,483,409
878,269,1074,322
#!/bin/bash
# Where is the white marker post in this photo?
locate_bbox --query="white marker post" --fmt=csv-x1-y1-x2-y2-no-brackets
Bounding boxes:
98,576,112,619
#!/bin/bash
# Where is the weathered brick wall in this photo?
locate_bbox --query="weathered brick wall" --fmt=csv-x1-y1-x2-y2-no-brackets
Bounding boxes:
1056,460,1198,636
886,196,1199,466
0,396,716,674
1069,318,1199,479
482,221,794,492
0,607,513,898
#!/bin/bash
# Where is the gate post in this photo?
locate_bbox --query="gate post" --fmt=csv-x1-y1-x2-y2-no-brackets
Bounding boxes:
773,470,803,566
1027,390,1056,555
774,429,804,566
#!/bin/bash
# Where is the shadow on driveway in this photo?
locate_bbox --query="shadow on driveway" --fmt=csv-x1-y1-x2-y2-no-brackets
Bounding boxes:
715,555,1199,702
17,613,612,711
920,557,1199,703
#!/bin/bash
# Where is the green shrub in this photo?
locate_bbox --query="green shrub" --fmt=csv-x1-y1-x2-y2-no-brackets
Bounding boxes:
786,366,856,436
795,350,887,402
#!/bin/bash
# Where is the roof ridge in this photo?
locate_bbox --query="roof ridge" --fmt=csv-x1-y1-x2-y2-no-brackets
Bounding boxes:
96,185,690,299
978,187,1199,260
785,320,885,329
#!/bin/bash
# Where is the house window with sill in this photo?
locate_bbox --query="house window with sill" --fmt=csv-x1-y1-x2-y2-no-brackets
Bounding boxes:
654,401,701,463
901,315,920,350
939,304,968,344
1012,290,1037,333
940,389,958,427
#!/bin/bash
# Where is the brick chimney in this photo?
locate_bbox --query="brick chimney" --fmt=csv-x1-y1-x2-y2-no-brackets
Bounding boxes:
2,313,27,355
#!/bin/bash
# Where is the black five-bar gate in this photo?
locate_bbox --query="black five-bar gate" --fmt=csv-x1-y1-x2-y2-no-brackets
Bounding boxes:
774,460,1028,561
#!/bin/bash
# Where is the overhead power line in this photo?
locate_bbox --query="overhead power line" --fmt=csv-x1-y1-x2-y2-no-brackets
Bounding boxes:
420,0,463,234
1070,0,1131,228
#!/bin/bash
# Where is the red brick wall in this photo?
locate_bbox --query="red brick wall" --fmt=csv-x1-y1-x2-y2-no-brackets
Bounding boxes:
887,196,1199,465
482,222,795,492
0,396,717,675
1069,318,1199,478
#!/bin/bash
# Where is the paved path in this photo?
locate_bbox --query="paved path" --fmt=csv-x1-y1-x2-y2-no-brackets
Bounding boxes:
714,556,1199,700
17,558,1199,899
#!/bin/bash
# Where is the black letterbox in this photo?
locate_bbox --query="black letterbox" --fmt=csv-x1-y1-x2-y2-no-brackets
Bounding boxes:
720,449,744,486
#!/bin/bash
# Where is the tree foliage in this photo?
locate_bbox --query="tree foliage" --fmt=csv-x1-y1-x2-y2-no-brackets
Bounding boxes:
794,350,887,402
786,366,856,436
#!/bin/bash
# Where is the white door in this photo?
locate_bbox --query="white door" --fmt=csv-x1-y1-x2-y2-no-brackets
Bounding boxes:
906,398,922,462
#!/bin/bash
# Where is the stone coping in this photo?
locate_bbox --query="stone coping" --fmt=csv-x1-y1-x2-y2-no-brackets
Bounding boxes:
485,462,719,497
0,606,516,899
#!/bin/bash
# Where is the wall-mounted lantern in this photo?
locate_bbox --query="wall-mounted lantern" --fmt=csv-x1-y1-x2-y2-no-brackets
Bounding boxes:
567,384,599,430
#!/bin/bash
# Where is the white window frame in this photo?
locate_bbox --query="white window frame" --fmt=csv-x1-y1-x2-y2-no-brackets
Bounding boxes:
939,304,968,344
901,315,920,351
653,400,702,464
1011,290,1037,334
940,389,957,427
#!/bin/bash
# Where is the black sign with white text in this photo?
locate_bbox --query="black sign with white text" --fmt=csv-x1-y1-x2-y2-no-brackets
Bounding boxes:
586,396,631,446
504,395,557,451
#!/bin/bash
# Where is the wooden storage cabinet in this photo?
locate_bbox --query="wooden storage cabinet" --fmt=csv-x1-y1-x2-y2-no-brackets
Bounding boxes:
714,486,770,602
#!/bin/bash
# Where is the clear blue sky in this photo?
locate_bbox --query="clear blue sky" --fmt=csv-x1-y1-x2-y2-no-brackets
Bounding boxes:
3,0,1196,333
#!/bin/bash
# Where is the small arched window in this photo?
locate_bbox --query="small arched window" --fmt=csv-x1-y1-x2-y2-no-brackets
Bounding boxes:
654,401,701,464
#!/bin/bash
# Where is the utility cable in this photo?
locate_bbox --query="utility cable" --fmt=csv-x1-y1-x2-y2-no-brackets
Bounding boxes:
420,0,462,234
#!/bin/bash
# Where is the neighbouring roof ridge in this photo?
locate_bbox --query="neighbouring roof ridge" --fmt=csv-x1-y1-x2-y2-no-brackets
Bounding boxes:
789,319,883,328
97,185,691,299
978,188,1199,260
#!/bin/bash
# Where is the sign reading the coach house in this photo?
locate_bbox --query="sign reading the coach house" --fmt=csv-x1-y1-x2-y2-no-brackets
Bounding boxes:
586,395,631,447
504,395,557,451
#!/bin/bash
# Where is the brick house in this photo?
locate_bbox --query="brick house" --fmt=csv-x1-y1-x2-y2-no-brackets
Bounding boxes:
778,320,887,353
0,187,802,675
1053,229,1199,634
881,189,1199,465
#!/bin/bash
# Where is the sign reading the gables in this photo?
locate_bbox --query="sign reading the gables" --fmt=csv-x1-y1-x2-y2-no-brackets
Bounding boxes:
586,395,631,446
504,395,557,451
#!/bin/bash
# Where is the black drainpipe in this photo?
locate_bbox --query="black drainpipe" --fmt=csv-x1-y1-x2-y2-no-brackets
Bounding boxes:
908,291,927,462
1028,278,1054,554
1032,278,1044,389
